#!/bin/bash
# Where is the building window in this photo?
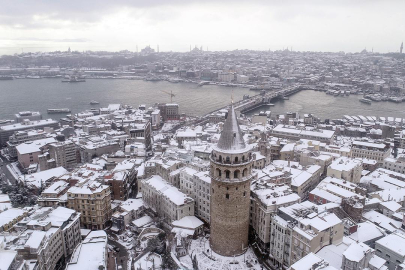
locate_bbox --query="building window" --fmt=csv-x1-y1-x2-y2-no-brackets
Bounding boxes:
226,194,229,199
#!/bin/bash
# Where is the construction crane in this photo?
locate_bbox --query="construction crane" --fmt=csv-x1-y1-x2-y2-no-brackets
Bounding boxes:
161,90,175,103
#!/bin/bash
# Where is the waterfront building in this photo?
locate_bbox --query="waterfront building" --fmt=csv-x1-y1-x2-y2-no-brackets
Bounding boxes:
15,111,42,123
0,119,59,147
271,124,335,144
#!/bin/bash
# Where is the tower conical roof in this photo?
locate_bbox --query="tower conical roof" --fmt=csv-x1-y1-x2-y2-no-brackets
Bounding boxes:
216,105,246,151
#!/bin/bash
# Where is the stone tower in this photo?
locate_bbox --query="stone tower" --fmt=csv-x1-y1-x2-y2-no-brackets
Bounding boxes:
209,104,254,256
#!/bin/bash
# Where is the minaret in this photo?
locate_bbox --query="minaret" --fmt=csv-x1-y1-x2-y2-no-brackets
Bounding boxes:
209,104,254,256
401,42,403,54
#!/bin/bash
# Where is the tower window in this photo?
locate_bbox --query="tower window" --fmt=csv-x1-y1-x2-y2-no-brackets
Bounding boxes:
226,194,229,199
243,191,246,197
212,188,214,193
225,170,230,179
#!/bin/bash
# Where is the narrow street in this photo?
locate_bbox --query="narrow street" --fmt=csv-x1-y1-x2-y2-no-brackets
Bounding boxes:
108,238,130,270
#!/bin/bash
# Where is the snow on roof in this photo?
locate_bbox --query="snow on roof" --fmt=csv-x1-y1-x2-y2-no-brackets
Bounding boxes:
120,199,144,212
16,137,56,155
329,157,362,172
363,210,402,233
194,171,211,184
42,180,69,194
380,201,401,212
316,237,354,269
0,249,17,270
25,231,46,250
369,187,405,203
301,212,341,232
66,230,107,270
23,167,68,188
172,216,203,229
0,208,26,229
343,242,373,262
290,252,338,270
132,215,153,227
352,140,387,149
144,175,193,206
251,184,300,207
376,233,405,256
0,119,58,131
348,221,385,243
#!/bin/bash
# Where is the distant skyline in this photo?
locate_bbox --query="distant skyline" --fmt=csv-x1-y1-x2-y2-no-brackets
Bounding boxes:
0,0,405,55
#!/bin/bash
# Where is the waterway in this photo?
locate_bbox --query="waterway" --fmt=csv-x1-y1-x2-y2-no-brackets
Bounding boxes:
1,79,405,121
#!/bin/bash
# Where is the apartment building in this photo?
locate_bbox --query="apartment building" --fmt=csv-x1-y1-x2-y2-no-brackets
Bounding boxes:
6,129,50,159
383,155,405,174
250,183,300,252
142,175,194,223
1,207,82,270
179,167,211,223
273,201,344,267
67,180,112,230
37,180,70,207
66,230,110,270
375,233,405,270
104,159,138,200
351,141,391,165
39,140,79,171
327,157,363,184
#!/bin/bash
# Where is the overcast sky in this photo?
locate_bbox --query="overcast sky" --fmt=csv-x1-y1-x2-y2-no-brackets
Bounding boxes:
0,0,404,55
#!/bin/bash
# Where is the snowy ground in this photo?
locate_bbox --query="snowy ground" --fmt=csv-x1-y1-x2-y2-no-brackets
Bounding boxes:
179,237,262,270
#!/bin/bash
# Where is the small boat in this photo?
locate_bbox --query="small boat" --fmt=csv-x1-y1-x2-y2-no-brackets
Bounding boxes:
282,96,289,100
0,76,13,80
267,103,275,106
47,108,71,113
90,101,100,105
62,76,85,82
359,98,372,104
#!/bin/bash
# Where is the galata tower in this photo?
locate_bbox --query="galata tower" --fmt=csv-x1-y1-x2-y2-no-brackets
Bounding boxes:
209,104,253,256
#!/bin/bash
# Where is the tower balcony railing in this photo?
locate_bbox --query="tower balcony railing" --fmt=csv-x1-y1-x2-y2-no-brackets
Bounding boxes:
210,156,252,166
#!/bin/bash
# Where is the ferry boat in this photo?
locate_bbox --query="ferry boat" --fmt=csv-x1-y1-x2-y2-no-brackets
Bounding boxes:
359,98,372,104
198,81,210,86
90,101,100,105
47,108,71,113
62,76,85,82
0,76,13,80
